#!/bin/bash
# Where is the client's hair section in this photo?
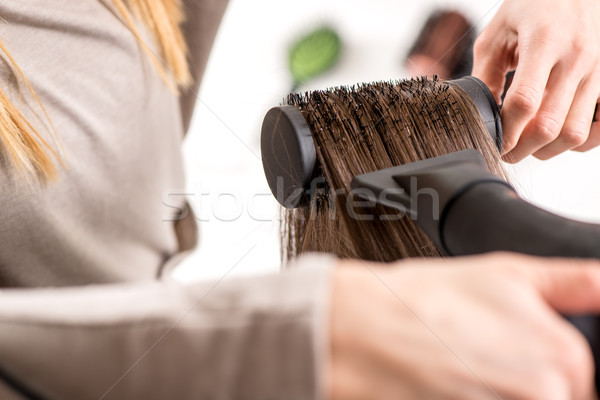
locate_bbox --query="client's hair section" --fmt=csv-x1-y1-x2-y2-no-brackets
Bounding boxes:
282,77,508,264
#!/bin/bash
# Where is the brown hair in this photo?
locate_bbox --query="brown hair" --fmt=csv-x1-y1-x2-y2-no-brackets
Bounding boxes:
282,77,507,264
0,0,190,184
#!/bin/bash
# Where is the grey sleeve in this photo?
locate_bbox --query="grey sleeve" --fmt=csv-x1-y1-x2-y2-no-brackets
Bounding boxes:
0,254,335,400
179,0,230,134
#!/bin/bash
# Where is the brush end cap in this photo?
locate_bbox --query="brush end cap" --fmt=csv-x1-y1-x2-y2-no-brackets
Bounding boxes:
261,105,316,208
450,76,503,152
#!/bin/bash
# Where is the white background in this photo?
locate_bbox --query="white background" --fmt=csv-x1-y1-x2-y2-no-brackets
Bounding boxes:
172,0,600,282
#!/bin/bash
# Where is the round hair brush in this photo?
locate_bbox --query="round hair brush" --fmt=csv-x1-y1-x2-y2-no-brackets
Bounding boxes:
261,76,501,208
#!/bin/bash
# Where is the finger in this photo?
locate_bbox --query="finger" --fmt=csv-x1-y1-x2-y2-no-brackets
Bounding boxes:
525,258,600,314
503,64,583,162
574,103,600,152
500,35,557,156
528,259,600,400
534,76,599,159
472,33,512,103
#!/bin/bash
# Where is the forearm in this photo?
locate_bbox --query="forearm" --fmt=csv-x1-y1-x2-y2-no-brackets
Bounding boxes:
0,254,334,400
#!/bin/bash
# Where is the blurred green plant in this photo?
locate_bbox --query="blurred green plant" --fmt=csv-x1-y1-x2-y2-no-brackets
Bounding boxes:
288,26,342,91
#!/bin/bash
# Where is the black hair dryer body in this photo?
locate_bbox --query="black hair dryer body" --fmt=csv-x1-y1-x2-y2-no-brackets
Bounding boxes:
351,148,600,387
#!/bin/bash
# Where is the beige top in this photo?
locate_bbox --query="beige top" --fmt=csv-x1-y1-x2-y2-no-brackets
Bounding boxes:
0,0,224,287
0,1,334,399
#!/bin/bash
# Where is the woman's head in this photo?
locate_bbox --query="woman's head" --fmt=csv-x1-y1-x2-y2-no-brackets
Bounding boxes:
282,77,507,263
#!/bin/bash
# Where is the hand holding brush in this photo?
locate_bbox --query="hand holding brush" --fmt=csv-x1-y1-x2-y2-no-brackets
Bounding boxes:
473,0,600,162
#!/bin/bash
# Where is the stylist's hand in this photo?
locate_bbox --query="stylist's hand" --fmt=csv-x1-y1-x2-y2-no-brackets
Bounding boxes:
472,0,600,162
328,253,600,400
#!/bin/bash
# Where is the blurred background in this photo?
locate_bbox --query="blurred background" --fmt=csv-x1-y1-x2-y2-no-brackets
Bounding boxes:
172,0,600,282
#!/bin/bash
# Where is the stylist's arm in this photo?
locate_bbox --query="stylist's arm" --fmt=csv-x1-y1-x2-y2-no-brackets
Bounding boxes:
473,0,600,162
328,253,600,399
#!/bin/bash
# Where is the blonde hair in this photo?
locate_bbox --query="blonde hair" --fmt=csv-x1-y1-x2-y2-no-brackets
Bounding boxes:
0,0,190,184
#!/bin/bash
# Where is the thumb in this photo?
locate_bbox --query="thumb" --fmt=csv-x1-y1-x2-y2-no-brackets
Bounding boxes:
526,258,600,314
472,34,510,104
